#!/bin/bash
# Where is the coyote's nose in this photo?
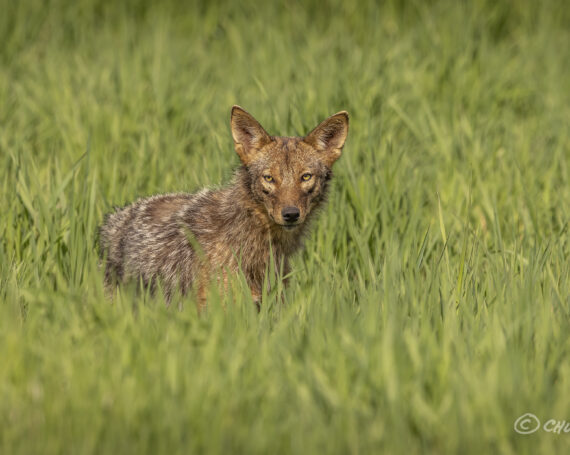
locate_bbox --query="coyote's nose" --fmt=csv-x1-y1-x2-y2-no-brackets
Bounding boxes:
282,206,300,223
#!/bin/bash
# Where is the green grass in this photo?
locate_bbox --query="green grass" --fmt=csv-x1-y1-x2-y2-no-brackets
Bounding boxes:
1,0,569,453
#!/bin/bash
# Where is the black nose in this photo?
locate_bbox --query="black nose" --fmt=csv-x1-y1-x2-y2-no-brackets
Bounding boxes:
282,206,300,223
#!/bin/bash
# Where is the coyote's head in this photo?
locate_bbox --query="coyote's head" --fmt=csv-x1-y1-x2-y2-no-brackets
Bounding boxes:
231,106,349,231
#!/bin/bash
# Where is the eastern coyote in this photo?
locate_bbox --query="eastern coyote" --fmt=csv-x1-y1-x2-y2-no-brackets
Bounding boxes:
99,106,349,309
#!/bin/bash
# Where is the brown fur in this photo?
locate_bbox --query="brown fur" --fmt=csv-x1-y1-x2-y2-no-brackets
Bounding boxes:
99,106,349,310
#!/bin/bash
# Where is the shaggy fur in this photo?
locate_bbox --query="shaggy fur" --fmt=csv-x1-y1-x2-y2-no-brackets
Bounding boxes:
99,106,349,310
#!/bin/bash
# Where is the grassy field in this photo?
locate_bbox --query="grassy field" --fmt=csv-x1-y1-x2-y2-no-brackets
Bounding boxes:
1,0,569,453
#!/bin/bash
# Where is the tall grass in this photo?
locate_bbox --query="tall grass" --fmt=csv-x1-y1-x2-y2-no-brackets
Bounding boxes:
1,0,569,453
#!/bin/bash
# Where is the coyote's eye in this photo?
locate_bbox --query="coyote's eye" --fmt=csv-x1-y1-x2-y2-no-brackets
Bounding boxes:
301,173,312,181
263,175,274,183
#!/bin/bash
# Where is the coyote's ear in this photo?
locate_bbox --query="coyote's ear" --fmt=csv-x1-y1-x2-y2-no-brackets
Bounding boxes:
303,111,349,167
231,106,272,165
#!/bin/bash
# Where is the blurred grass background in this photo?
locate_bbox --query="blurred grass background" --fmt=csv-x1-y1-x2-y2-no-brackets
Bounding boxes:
0,0,569,453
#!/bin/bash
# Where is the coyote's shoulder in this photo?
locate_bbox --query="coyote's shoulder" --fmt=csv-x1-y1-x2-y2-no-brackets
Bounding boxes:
99,106,349,310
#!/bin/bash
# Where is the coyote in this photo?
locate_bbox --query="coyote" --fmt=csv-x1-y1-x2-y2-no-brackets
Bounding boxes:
99,106,349,310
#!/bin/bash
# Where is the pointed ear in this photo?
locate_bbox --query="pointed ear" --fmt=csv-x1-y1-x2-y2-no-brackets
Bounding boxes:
231,106,272,165
303,111,349,167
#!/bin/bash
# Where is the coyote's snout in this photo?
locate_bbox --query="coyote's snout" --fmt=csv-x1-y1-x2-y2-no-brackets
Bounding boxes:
99,106,349,310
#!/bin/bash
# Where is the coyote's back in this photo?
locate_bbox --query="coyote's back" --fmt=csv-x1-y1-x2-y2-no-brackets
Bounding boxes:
99,106,349,309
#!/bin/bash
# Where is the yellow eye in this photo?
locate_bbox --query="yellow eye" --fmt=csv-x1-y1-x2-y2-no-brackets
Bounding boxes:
263,175,273,183
301,173,312,181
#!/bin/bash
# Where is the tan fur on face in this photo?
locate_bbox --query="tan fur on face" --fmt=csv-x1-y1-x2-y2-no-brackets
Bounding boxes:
99,106,349,310
249,138,331,226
